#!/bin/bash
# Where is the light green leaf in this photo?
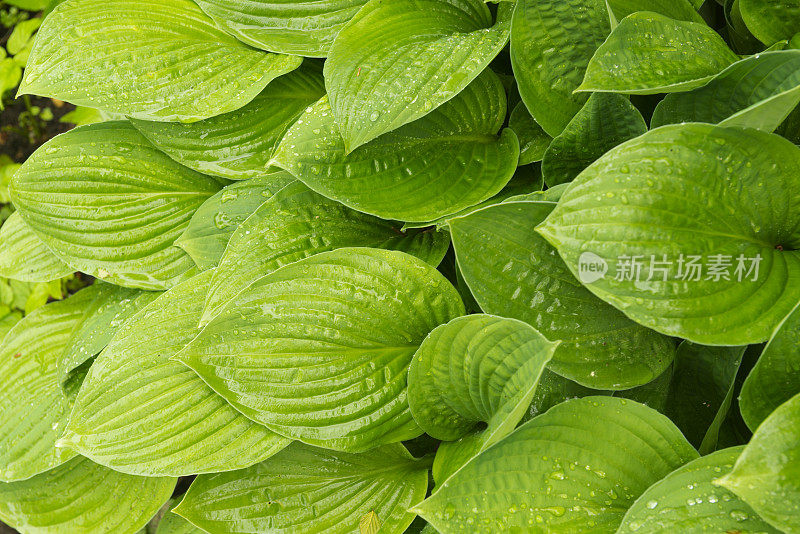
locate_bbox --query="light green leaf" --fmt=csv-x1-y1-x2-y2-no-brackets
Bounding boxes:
0,314,21,346
739,0,800,45
450,201,676,389
19,0,302,122
716,392,800,533
510,0,611,136
59,270,290,476
578,12,739,94
740,302,800,430
193,0,368,57
408,314,558,482
131,64,326,180
201,181,450,325
7,18,41,56
175,172,297,271
325,0,512,150
0,211,73,282
617,447,780,533
0,59,23,109
176,248,465,452
173,443,430,534
541,93,647,187
10,122,227,290
413,397,699,533
606,0,704,23
155,500,203,534
272,70,518,222
508,101,551,165
652,50,800,132
538,124,800,345
0,455,175,534
60,106,104,127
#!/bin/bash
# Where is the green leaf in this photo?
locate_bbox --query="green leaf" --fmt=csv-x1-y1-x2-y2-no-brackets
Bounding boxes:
740,302,800,430
739,0,800,45
716,392,800,533
510,0,611,136
19,0,302,122
0,211,73,282
176,248,465,452
193,0,368,57
617,447,781,533
7,17,41,56
0,290,94,481
508,101,551,165
538,124,800,345
59,270,290,476
606,0,704,23
652,50,800,132
201,181,450,325
131,64,326,180
175,172,297,271
578,12,739,94
541,93,647,187
60,106,104,127
450,201,676,389
273,70,518,222
0,455,175,534
408,314,558,481
412,397,699,533
664,342,745,454
324,0,513,150
173,443,430,534
155,500,203,534
10,122,227,290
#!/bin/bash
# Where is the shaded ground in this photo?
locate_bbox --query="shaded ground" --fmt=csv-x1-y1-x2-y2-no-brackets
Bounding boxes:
1,96,75,161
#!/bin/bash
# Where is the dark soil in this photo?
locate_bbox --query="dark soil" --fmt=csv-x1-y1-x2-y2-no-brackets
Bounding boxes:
0,96,76,162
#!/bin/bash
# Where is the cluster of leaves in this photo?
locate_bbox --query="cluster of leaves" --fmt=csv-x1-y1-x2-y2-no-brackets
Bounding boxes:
1,0,800,533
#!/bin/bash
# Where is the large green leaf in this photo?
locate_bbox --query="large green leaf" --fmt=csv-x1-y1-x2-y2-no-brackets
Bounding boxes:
739,0,800,45
605,0,704,24
538,124,800,345
173,443,430,534
0,455,175,534
272,71,518,222
59,270,290,476
176,248,465,452
324,0,512,150
617,447,780,533
652,50,800,131
0,211,72,282
131,64,325,180
19,0,301,122
508,102,551,165
541,93,647,187
510,0,611,136
0,291,94,481
10,122,227,291
201,181,450,325
450,200,675,389
578,12,739,94
740,303,800,430
155,500,203,534
193,0,368,57
717,392,800,532
408,314,558,482
412,397,698,533
175,172,297,271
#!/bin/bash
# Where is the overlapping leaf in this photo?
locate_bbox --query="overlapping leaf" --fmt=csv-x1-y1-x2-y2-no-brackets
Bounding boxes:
605,0,704,24
0,211,72,282
508,102,551,165
739,0,800,45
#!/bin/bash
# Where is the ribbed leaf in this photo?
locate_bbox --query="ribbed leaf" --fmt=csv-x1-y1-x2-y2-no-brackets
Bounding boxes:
739,0,800,45
0,211,72,282
408,314,558,482
131,64,326,180
508,102,551,165
173,443,430,534
19,0,302,122
413,397,698,533
538,124,800,345
194,0,368,57
617,447,780,533
201,180,450,325
578,12,739,94
175,172,297,271
10,122,227,290
606,0,704,24
325,0,512,150
156,500,202,534
510,0,611,136
176,248,465,452
0,455,175,534
59,270,290,476
272,71,518,222
541,93,646,187
450,201,675,389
